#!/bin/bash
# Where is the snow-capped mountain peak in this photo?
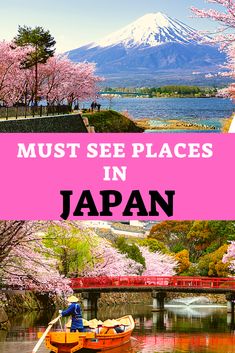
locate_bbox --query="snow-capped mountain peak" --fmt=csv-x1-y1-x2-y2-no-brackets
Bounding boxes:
90,12,197,49
67,12,225,86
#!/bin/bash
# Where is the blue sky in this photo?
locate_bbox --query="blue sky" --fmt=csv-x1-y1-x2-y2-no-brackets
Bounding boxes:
0,0,222,52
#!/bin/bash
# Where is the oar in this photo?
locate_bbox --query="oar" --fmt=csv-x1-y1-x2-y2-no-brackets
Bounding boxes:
31,315,61,353
59,316,63,330
131,336,137,341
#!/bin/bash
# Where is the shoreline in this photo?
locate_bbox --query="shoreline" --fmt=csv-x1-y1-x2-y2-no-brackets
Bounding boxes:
135,118,217,131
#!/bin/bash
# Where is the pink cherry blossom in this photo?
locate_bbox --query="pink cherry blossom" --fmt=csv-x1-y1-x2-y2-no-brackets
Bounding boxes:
192,1,235,99
223,241,235,272
0,221,71,295
80,237,177,277
0,41,102,106
140,247,177,276
81,238,143,277
0,41,31,106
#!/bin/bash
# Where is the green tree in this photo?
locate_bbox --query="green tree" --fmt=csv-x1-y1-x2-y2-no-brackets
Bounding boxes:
174,249,191,274
14,25,56,104
197,244,229,277
115,237,146,267
138,238,169,253
187,221,235,261
149,221,235,264
208,221,235,242
43,224,94,276
149,221,193,250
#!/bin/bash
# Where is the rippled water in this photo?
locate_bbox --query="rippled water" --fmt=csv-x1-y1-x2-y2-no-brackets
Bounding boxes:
89,97,234,132
1,303,235,353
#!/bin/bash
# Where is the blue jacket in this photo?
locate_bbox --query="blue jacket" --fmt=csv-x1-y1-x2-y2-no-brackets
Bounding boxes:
62,303,84,331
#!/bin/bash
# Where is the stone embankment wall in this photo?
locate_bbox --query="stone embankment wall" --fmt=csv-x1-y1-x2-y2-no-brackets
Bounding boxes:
99,292,227,306
99,292,152,306
0,307,10,330
0,290,65,330
0,114,88,132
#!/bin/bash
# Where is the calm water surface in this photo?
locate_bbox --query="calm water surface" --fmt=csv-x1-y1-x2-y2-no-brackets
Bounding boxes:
1,304,235,353
87,97,234,132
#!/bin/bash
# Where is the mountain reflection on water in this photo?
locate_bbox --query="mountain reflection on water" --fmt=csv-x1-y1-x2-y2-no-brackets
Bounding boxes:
1,304,235,353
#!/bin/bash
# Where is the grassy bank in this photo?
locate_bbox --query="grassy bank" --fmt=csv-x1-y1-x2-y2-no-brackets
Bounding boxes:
83,110,144,133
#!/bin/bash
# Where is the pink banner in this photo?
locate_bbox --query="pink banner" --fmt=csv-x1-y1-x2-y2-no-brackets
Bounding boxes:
0,133,234,220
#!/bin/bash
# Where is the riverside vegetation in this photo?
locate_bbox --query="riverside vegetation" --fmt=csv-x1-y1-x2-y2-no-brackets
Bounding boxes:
103,86,218,98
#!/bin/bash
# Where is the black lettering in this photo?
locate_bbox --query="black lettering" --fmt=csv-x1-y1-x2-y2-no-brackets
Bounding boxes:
60,190,73,220
149,190,175,217
73,190,99,216
100,190,122,216
123,190,148,216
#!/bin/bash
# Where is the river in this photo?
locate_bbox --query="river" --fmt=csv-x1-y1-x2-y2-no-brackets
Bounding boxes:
1,304,235,353
85,97,234,132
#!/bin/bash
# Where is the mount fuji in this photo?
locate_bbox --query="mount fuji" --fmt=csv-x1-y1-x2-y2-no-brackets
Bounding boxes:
68,12,226,86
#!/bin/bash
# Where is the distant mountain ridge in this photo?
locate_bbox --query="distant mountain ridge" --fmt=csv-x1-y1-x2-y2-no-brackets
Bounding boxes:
68,12,226,86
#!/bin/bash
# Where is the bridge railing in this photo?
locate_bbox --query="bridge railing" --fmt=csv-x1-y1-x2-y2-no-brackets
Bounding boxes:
70,276,235,290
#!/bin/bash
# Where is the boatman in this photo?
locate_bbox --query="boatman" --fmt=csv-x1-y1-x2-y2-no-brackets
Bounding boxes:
59,295,84,332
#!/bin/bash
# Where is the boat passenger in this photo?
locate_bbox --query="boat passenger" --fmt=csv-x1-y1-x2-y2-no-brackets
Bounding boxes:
100,320,119,335
96,320,103,334
59,295,84,333
82,319,91,332
88,319,103,333
114,325,125,333
88,323,97,333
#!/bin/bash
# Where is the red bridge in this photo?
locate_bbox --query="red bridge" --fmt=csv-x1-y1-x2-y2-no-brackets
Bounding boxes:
70,276,235,312
71,276,235,293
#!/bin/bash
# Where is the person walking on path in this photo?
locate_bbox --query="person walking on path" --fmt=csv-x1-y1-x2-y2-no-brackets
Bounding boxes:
59,296,84,332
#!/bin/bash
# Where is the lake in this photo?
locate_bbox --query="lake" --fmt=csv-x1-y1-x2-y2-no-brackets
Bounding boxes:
1,303,235,353
87,97,234,132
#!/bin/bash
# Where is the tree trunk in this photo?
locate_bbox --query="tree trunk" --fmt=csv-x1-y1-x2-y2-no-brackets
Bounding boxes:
35,62,38,106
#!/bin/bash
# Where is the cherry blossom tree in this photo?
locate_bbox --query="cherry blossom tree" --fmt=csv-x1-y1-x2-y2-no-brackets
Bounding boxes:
80,237,177,277
0,221,71,295
0,41,102,107
191,1,235,98
140,247,178,276
64,61,101,107
81,238,143,276
191,0,235,49
37,56,101,106
0,41,31,106
222,241,235,272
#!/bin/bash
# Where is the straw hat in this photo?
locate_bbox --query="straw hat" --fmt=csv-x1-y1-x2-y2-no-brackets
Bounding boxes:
103,319,120,328
82,319,90,327
88,319,103,328
88,319,98,324
103,319,115,328
111,320,120,327
119,318,130,326
67,295,79,303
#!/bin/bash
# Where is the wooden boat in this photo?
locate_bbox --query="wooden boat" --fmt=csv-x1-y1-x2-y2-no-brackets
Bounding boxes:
38,315,135,353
